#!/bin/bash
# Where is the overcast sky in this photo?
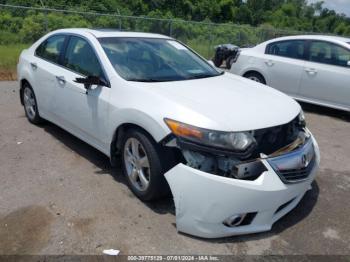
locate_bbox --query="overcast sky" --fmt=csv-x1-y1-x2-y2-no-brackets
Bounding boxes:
308,0,350,17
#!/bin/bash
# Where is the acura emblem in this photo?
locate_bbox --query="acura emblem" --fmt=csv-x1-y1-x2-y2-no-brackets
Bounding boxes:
301,154,309,168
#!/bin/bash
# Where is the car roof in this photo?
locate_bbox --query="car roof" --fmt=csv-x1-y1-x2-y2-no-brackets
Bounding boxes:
265,35,350,44
52,28,172,39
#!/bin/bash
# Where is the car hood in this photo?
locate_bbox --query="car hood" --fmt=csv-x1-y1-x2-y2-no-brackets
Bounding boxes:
134,73,301,132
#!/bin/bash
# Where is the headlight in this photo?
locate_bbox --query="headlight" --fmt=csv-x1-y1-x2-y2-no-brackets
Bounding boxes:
298,110,306,127
164,118,256,152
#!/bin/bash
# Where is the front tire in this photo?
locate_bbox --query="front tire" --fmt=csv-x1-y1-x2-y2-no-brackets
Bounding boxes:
121,129,173,201
244,72,266,84
22,83,44,125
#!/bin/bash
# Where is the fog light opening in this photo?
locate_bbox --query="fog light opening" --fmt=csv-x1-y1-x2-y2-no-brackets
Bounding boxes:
223,214,246,227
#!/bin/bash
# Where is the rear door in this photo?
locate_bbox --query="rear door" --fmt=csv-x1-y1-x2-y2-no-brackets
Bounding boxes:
32,34,67,117
299,40,350,109
264,40,306,95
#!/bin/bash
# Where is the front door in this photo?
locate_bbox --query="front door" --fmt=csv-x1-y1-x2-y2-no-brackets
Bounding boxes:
299,40,350,110
53,36,111,151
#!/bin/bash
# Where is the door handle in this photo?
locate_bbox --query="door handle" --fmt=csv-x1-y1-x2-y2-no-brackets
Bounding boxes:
30,62,37,70
265,60,274,66
55,76,66,85
305,68,317,75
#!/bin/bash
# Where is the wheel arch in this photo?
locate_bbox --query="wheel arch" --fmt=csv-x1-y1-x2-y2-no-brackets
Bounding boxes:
19,78,31,105
109,118,170,167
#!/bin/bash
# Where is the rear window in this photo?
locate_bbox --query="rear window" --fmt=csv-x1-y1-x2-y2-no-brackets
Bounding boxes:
35,35,66,64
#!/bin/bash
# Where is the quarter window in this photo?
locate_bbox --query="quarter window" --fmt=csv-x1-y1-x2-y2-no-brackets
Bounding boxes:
309,41,350,67
35,35,66,64
63,36,104,78
266,40,305,60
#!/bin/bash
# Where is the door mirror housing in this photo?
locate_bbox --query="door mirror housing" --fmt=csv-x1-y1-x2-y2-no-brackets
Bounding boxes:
347,61,350,67
74,75,110,89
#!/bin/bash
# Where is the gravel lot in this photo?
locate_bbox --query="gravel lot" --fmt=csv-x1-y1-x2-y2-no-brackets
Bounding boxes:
0,81,349,255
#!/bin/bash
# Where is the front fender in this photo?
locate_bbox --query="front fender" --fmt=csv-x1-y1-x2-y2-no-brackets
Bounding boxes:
108,108,170,145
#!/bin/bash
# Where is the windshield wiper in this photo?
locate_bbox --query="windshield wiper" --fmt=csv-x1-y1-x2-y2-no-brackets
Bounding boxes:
187,71,224,80
127,72,224,82
127,78,171,82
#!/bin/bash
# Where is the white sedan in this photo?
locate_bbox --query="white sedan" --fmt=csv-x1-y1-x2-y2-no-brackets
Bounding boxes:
17,29,320,238
230,35,350,112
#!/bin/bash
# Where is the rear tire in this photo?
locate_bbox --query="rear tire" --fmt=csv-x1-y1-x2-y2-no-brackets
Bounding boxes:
244,72,266,84
121,128,175,201
22,83,44,125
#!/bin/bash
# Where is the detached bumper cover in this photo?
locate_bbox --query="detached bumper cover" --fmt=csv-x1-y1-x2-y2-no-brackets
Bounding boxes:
164,136,320,238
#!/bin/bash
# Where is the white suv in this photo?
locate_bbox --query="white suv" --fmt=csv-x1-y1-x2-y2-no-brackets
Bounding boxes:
230,35,350,112
17,29,320,238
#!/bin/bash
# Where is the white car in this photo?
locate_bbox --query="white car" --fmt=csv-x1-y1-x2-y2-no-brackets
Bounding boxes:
17,29,320,238
230,35,350,112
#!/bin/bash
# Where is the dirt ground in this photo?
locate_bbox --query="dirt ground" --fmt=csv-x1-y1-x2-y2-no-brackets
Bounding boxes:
0,71,16,81
0,81,349,255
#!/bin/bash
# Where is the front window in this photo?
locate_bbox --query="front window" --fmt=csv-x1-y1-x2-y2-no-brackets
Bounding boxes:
99,37,221,82
309,41,350,67
63,36,105,78
332,44,350,67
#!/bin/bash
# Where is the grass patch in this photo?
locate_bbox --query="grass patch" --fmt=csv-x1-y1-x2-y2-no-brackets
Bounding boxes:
0,44,29,71
188,41,214,59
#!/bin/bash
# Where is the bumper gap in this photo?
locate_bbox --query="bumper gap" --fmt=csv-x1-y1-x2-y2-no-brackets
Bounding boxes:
275,198,296,214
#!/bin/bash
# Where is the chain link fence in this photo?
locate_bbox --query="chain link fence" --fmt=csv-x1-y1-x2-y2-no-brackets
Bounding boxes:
0,3,313,56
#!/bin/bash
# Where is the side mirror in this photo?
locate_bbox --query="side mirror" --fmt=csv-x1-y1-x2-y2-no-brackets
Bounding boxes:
74,75,109,90
347,61,350,67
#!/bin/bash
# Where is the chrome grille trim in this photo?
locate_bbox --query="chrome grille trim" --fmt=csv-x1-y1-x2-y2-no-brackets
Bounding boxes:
267,138,316,184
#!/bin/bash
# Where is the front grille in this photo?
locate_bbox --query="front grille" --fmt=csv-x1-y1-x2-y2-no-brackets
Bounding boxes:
268,137,316,184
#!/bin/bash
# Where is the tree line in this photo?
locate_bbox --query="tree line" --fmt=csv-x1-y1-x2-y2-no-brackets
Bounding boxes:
0,0,349,57
3,0,349,35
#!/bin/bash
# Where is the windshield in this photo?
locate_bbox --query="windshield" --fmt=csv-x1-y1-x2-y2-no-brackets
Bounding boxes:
98,37,221,82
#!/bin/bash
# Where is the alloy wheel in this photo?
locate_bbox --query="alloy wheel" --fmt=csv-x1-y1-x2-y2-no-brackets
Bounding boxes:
23,87,37,120
248,76,262,83
123,137,151,192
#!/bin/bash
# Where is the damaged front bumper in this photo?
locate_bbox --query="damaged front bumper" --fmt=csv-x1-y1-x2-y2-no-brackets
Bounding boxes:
164,134,320,238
